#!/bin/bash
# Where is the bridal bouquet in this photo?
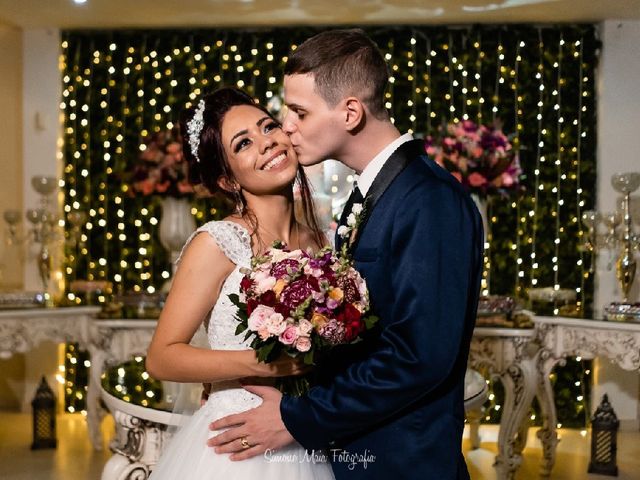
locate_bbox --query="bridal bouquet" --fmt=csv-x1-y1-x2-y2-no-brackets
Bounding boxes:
425,120,521,197
229,243,378,395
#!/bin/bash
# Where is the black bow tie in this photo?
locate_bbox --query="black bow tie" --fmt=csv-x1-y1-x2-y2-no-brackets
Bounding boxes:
339,186,364,228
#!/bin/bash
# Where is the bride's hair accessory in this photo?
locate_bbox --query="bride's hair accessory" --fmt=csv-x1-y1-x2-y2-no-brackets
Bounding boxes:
186,99,206,162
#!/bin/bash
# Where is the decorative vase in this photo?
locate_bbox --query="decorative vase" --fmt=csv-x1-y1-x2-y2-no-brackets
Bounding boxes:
471,193,489,246
158,196,195,268
471,193,490,295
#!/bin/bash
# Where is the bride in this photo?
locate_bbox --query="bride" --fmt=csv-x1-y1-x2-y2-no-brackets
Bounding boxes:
145,87,334,479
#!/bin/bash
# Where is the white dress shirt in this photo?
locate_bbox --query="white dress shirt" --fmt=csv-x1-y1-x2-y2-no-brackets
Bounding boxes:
355,133,414,196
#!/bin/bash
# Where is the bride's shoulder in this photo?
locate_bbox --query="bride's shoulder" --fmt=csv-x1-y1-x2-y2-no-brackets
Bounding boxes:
197,218,250,239
191,218,252,265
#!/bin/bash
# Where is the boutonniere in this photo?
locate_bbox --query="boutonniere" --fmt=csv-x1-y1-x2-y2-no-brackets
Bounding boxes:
337,202,366,252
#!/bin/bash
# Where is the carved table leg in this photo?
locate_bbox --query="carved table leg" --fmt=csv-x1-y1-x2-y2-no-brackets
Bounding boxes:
535,357,561,477
513,418,530,456
86,347,109,450
466,407,483,449
494,358,538,480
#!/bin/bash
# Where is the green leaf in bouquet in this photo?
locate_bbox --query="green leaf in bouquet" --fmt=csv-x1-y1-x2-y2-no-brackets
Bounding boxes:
251,254,270,268
228,293,241,306
243,330,253,342
235,323,248,335
292,295,313,319
364,315,379,329
257,340,277,363
303,350,315,365
275,375,311,397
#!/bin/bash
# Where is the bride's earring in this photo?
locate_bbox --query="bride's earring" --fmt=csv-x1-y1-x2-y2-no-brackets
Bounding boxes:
233,187,245,213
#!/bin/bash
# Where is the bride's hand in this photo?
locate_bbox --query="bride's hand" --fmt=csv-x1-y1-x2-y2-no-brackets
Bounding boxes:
251,354,312,377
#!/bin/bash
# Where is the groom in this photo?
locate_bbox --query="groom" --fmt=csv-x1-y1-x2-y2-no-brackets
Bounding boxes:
207,29,483,479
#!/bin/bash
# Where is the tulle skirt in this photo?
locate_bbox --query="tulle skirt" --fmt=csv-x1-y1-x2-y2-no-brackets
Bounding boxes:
149,387,334,480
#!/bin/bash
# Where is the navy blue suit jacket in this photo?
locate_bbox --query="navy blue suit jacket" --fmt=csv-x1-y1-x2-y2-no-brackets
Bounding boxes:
281,140,484,479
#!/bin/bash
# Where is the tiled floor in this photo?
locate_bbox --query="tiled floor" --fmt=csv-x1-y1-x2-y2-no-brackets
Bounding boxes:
1,410,639,479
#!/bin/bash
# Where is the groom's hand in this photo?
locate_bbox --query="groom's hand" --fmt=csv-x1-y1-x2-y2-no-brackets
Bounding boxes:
207,385,295,460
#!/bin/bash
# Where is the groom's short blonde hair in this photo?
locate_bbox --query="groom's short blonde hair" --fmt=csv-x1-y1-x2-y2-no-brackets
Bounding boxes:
284,29,389,120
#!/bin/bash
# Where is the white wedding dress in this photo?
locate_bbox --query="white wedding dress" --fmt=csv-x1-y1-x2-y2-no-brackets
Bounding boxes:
149,220,334,480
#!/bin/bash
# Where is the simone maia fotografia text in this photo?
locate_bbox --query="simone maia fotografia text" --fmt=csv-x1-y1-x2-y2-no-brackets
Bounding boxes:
264,449,376,470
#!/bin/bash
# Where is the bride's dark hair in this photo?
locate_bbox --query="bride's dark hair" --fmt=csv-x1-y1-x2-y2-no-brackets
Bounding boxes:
179,87,323,248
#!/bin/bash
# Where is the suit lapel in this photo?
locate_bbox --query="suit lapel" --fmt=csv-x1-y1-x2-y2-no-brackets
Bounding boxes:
349,139,425,252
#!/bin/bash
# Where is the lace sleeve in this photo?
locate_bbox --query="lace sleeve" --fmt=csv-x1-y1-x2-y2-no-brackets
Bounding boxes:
175,221,252,267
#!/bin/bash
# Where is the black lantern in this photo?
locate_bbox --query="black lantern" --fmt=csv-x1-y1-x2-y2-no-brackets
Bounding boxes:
31,376,57,450
588,394,619,476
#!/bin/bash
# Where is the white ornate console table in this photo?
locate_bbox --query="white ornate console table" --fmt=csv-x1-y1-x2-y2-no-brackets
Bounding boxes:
531,316,640,477
0,309,159,451
0,306,101,358
471,317,640,480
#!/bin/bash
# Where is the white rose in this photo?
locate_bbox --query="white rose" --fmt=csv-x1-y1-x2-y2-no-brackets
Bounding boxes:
351,203,363,215
265,313,287,335
297,318,313,336
346,213,356,227
337,225,349,238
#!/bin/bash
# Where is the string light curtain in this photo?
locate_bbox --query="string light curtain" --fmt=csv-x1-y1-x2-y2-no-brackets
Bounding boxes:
59,25,597,313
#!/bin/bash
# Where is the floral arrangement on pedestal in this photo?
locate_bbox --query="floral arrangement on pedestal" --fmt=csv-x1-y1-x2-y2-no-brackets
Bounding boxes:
126,128,194,198
125,128,196,274
426,120,522,298
425,120,521,198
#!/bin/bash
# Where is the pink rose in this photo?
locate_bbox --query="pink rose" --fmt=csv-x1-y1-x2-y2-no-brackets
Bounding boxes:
468,172,487,187
258,327,271,340
166,142,181,154
295,336,311,352
248,305,275,331
501,171,514,187
279,325,298,345
471,146,483,158
177,181,194,194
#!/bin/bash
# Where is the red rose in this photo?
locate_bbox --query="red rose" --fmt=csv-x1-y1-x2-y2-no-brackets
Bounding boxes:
259,290,277,307
240,276,254,293
337,304,363,341
274,303,291,317
344,320,362,342
343,303,362,323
